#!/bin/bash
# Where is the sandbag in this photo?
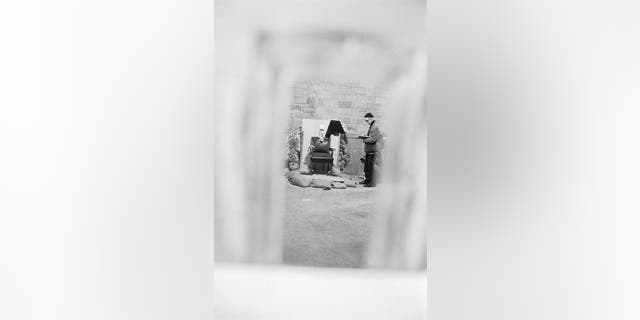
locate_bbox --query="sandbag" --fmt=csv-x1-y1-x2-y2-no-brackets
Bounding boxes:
331,181,347,189
287,171,313,187
288,161,300,170
342,179,357,187
310,178,333,189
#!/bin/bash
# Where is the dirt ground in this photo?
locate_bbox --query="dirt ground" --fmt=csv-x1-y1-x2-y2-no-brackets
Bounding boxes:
282,181,379,268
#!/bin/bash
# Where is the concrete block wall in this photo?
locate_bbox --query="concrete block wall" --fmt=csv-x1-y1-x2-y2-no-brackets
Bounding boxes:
288,80,386,136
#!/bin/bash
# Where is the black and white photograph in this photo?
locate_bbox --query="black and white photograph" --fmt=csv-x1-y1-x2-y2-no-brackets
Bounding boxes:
3,0,640,319
214,0,427,318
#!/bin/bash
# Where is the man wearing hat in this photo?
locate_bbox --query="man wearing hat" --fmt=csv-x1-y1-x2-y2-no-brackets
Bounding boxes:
360,112,383,187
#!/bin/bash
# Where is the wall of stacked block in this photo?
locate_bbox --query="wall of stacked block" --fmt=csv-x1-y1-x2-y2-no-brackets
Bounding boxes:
288,80,386,135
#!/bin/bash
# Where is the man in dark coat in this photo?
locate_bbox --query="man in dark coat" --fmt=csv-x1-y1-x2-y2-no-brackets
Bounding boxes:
361,112,383,187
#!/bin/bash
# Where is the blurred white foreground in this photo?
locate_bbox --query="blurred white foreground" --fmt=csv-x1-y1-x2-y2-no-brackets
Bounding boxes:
214,263,427,320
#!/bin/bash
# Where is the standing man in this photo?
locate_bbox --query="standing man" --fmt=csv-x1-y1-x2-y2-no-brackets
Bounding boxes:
361,112,382,187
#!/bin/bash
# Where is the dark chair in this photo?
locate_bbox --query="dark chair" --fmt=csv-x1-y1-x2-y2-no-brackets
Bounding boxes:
309,137,334,174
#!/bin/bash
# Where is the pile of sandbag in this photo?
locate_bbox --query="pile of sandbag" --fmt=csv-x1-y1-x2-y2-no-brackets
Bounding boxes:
285,170,358,189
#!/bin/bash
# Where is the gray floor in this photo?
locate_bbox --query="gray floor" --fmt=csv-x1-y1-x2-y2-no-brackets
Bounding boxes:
282,182,378,268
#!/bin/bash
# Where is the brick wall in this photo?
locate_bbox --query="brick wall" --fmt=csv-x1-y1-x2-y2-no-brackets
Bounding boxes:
288,80,386,135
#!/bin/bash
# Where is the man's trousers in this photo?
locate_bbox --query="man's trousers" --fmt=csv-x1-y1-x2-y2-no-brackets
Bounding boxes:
364,152,376,186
